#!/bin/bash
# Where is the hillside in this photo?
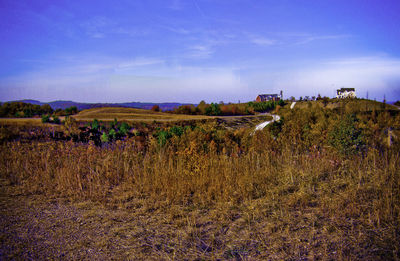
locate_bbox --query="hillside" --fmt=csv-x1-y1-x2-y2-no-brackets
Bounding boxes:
73,107,212,122
291,98,399,111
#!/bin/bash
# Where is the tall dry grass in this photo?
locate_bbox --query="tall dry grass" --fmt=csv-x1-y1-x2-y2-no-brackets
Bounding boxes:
1,136,399,230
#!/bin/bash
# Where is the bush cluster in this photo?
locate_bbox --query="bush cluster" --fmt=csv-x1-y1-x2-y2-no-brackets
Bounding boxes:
41,115,61,124
0,102,53,118
0,102,79,118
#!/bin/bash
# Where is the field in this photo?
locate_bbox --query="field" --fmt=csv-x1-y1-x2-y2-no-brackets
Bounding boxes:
72,107,213,122
72,107,273,129
0,118,48,126
1,100,400,260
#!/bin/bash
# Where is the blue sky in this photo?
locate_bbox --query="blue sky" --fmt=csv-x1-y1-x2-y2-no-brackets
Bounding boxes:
1,0,400,103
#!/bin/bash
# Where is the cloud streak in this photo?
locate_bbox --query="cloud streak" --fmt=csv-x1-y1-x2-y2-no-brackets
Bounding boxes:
247,32,351,47
250,36,276,46
294,34,352,45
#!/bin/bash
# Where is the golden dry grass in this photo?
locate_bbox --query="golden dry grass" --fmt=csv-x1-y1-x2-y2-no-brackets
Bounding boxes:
0,118,44,126
0,117,68,126
73,107,213,122
1,139,399,259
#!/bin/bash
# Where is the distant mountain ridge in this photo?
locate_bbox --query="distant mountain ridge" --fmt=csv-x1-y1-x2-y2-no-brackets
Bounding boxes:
6,99,193,111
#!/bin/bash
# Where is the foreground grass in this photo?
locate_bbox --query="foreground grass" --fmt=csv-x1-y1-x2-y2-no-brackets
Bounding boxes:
1,173,398,260
1,138,399,259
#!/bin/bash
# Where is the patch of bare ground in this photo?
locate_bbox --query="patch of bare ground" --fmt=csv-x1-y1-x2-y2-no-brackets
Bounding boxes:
217,114,273,130
1,179,397,260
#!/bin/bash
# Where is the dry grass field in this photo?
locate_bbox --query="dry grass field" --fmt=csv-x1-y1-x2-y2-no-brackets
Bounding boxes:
0,100,399,260
72,107,272,128
0,118,46,126
72,107,213,122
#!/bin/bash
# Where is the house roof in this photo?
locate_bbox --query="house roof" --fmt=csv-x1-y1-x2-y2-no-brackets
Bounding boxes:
258,94,279,98
337,88,355,93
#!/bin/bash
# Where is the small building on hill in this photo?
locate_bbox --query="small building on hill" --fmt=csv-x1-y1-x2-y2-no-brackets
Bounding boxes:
256,91,283,102
336,88,356,99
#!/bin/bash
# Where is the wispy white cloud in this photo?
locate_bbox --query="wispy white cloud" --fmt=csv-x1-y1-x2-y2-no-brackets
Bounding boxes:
168,0,185,10
247,32,350,47
90,32,105,38
80,16,116,38
250,36,276,46
187,44,214,59
114,27,149,37
192,0,207,18
161,25,191,35
117,58,165,69
294,34,352,45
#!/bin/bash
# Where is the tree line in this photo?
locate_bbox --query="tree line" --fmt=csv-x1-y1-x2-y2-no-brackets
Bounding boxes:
168,100,285,116
0,102,78,118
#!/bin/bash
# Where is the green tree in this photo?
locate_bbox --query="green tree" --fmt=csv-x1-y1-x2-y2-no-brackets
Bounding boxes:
119,122,130,136
52,116,61,124
170,126,184,137
40,104,53,115
108,129,117,140
65,106,78,115
41,115,50,123
101,132,109,143
197,100,208,115
157,130,172,146
205,103,221,116
329,114,364,155
91,119,100,131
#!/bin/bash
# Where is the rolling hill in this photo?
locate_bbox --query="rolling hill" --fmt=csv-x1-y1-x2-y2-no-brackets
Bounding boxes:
7,99,192,111
73,107,211,122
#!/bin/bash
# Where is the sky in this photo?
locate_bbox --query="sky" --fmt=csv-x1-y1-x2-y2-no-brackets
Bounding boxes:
0,0,400,103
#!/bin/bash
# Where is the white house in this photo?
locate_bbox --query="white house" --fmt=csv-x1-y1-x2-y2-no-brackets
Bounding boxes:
336,88,356,99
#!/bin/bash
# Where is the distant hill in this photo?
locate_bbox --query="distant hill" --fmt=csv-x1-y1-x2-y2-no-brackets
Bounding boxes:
6,100,192,111
9,99,44,106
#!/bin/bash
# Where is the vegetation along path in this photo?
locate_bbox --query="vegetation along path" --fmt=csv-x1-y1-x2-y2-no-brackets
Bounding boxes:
253,113,281,132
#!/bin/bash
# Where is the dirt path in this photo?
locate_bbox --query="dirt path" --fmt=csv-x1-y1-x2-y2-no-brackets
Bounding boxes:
253,114,281,132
